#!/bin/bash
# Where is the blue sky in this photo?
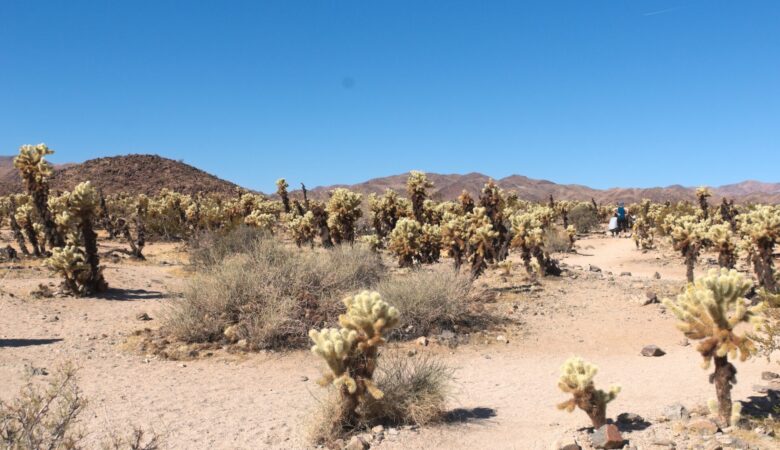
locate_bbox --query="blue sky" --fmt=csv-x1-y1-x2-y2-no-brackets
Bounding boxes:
1,1,778,193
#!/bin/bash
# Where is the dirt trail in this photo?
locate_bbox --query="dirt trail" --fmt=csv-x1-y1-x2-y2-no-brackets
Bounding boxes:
1,236,778,449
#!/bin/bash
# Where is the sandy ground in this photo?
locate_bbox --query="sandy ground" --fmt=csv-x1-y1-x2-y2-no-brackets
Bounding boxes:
1,235,779,449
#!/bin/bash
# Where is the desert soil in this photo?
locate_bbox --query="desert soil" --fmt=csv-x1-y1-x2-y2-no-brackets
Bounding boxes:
1,235,778,449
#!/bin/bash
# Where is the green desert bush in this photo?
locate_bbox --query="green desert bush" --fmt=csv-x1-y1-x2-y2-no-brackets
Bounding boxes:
567,203,600,233
166,233,385,349
375,268,474,338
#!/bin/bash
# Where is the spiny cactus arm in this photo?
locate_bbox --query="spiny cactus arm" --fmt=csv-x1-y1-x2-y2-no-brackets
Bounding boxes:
308,328,359,392
338,291,400,339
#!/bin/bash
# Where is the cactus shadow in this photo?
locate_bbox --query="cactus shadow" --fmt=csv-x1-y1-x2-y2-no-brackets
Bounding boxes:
0,338,63,348
741,390,780,419
96,288,165,301
442,407,497,423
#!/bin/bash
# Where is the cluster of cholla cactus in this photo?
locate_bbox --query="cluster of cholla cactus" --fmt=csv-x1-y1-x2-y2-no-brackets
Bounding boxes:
13,143,64,249
556,357,620,428
387,218,424,267
668,215,710,282
286,211,317,247
245,209,276,233
326,188,363,245
663,269,764,425
631,200,655,250
47,182,108,295
309,291,400,431
510,206,560,276
738,205,780,293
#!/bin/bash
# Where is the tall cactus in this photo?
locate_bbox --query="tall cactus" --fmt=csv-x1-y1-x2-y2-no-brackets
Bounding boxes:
309,291,400,431
738,206,780,293
669,215,709,282
663,269,764,425
696,186,712,220
276,178,291,214
556,357,620,428
708,223,737,269
388,217,423,267
1,196,30,256
47,182,107,295
407,171,433,223
13,143,64,249
326,188,362,245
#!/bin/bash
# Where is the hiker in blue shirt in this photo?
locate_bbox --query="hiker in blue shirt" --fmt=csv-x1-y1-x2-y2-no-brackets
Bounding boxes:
616,203,628,234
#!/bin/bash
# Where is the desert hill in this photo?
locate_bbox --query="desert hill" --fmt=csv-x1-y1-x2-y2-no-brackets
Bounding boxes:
0,154,240,197
299,172,780,204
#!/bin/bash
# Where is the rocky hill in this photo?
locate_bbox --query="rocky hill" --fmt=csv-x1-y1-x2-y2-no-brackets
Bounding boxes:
0,154,240,196
298,173,780,204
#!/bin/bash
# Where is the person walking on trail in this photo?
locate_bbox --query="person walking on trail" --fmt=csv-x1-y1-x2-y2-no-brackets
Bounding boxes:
616,202,628,234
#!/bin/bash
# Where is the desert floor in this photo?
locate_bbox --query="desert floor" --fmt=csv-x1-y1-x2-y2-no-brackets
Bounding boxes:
1,235,778,450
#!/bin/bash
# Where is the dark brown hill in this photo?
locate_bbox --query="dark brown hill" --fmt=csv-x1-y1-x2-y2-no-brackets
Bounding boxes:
0,154,240,197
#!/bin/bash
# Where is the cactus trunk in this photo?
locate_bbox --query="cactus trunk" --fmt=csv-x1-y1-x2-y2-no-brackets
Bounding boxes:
712,356,736,426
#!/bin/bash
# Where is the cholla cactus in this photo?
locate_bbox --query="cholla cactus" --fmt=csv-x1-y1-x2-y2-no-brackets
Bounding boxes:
360,234,381,252
326,188,362,244
245,210,276,234
14,201,43,257
309,291,400,430
440,212,469,270
13,143,64,249
669,215,710,282
276,178,291,213
708,223,737,269
510,208,560,276
478,180,509,261
368,189,409,239
565,225,576,252
663,269,764,425
388,217,423,267
407,171,433,223
420,223,442,264
45,244,90,294
458,190,475,214
720,198,739,232
467,207,498,278
287,211,317,247
556,357,620,428
47,182,107,295
631,216,654,250
696,186,712,220
738,205,780,292
2,195,31,256
116,195,148,259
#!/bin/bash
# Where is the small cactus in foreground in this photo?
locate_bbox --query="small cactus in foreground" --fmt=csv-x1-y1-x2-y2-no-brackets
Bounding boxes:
663,268,764,425
556,356,620,428
309,291,400,431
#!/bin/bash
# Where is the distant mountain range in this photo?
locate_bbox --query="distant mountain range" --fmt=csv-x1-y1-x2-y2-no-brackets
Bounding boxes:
1,154,778,203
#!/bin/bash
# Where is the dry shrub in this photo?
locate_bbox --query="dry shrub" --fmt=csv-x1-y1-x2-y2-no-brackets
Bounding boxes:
165,233,386,349
309,351,452,444
188,225,267,268
568,203,600,233
375,268,474,339
0,364,85,449
543,226,571,253
0,364,162,450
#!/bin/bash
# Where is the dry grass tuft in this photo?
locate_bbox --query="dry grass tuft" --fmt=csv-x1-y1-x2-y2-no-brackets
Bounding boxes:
376,268,476,339
166,230,386,349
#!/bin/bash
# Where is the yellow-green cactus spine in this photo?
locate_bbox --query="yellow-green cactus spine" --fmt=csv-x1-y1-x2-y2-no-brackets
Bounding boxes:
557,356,620,428
309,291,400,430
663,268,764,425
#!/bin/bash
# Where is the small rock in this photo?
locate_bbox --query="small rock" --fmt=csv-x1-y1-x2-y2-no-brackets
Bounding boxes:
679,338,690,347
651,438,675,447
687,418,719,435
496,335,508,344
136,312,152,321
620,272,632,277
589,265,602,273
371,425,384,434
654,272,661,279
664,403,690,421
300,376,309,382
344,435,369,450
386,427,399,436
641,345,665,357
761,371,780,381
590,424,623,449
415,336,428,346
645,291,659,304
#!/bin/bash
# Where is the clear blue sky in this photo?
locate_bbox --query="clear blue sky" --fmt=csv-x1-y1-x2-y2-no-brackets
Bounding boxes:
1,1,778,193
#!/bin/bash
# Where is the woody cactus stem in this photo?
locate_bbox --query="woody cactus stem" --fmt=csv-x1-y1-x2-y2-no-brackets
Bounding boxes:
13,144,64,249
